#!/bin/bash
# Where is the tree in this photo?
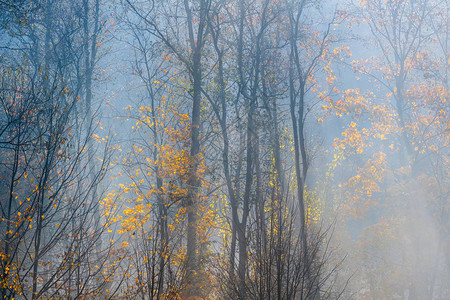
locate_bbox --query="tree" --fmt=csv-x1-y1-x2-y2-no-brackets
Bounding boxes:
123,1,213,295
0,1,116,298
317,0,450,298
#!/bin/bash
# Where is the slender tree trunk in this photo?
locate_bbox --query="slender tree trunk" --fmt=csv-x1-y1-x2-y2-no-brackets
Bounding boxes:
211,25,239,279
32,3,53,297
82,0,101,227
183,0,208,296
288,52,307,254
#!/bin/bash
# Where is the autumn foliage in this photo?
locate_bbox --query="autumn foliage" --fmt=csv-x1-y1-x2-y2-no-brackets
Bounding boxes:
1,0,449,299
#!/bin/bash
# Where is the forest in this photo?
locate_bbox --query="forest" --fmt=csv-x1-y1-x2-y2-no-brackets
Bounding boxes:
0,0,448,299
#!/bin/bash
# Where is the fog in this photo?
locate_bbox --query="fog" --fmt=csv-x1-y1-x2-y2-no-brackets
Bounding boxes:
0,0,448,299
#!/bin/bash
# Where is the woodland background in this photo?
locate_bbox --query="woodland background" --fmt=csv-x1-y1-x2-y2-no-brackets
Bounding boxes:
0,0,449,299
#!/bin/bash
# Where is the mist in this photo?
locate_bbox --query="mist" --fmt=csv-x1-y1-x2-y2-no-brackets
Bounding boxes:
0,0,448,299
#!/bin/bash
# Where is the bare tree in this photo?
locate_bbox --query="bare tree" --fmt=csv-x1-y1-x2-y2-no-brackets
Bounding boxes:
0,1,117,299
